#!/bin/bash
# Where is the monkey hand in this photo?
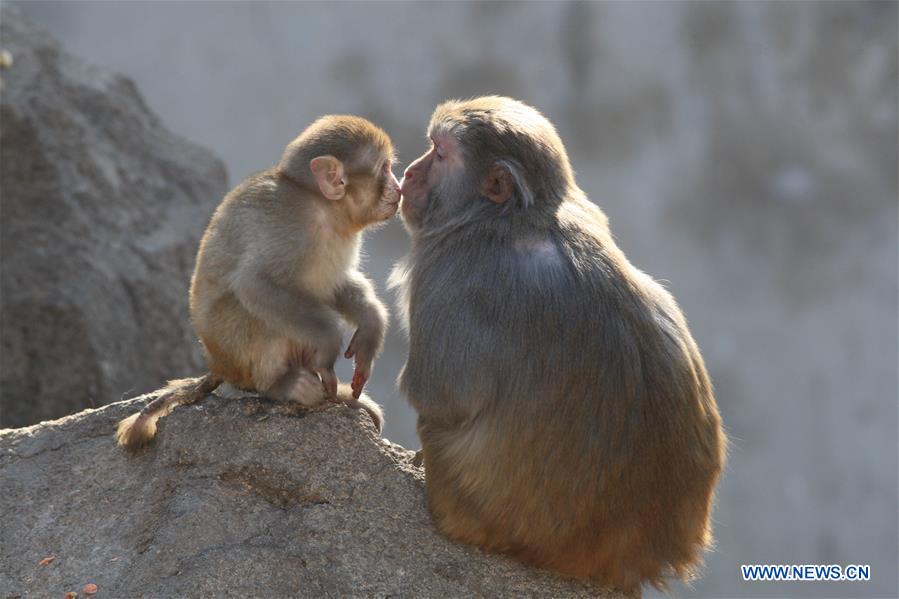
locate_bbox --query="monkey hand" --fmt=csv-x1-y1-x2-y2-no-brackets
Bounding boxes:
344,328,378,399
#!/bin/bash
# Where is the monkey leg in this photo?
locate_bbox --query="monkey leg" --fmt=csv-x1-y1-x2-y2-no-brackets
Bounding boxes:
269,368,382,430
266,368,327,407
250,340,383,431
247,339,309,399
424,467,496,549
416,429,497,549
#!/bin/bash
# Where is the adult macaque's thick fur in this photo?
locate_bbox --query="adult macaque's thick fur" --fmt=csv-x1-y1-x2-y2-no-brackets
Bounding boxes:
116,116,397,451
393,96,726,591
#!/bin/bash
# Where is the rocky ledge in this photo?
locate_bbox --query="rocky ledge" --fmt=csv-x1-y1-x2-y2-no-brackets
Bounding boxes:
0,393,628,598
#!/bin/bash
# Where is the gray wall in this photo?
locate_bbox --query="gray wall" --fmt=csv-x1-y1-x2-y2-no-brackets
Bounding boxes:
17,2,898,597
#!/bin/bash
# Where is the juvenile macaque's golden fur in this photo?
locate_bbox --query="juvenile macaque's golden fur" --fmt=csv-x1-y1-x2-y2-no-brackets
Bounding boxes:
117,115,399,451
392,96,726,592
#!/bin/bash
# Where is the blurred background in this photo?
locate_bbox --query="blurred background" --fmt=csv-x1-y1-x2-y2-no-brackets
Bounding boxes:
5,1,897,597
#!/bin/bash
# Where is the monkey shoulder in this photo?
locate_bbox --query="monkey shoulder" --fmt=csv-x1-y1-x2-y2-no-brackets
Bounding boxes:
211,173,287,235
552,210,700,361
406,233,574,353
223,169,311,212
509,233,570,275
236,173,322,239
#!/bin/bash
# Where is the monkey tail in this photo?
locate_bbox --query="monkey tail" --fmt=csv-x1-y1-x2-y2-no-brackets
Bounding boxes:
115,373,222,452
336,384,384,433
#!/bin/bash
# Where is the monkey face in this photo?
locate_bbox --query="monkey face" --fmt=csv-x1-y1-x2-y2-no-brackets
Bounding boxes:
346,160,401,226
379,161,402,213
371,160,402,221
400,134,464,226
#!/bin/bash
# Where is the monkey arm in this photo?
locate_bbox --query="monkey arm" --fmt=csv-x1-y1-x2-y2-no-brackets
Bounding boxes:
334,272,388,336
230,266,344,397
230,267,343,360
334,272,388,398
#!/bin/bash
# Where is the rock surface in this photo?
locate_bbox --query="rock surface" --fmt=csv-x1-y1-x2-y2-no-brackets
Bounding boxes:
0,395,629,598
0,7,228,427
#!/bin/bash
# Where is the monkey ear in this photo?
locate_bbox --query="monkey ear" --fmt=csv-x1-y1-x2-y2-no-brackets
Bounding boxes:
309,155,347,201
481,164,514,204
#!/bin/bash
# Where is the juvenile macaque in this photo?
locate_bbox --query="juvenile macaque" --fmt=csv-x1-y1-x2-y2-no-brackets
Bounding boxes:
391,96,726,591
117,115,398,451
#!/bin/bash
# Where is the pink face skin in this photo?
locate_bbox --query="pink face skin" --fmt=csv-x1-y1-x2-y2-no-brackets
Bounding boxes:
400,133,463,221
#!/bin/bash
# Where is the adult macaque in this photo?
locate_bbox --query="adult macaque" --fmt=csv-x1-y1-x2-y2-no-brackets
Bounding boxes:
117,115,398,451
391,96,726,591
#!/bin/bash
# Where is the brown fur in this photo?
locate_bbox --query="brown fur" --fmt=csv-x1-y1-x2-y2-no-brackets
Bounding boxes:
392,96,726,592
115,374,221,452
116,115,397,451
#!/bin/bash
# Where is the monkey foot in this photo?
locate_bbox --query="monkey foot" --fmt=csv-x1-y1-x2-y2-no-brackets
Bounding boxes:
287,370,326,407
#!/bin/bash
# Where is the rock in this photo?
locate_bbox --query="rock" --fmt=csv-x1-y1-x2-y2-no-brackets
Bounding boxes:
0,6,228,427
0,395,630,598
